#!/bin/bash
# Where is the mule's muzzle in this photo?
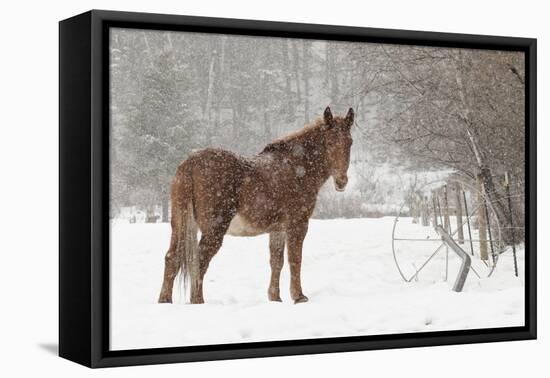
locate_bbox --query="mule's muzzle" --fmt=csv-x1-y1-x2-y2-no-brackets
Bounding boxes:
334,175,348,192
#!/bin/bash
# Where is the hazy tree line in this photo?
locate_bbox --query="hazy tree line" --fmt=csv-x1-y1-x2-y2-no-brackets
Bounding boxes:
110,28,525,236
349,44,525,239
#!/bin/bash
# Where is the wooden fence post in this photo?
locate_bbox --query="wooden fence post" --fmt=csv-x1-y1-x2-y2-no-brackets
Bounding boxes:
421,196,430,226
431,192,438,229
505,172,519,277
454,183,465,244
442,185,450,282
443,185,451,233
412,195,419,224
463,190,475,256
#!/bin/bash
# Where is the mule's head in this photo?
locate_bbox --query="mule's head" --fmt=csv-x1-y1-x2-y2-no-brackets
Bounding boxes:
323,106,354,192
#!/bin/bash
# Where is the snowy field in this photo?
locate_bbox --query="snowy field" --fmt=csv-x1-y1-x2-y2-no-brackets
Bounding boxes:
110,217,525,351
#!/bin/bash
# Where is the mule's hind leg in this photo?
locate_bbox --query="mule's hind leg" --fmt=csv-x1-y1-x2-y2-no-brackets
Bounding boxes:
268,232,285,302
158,230,180,303
190,230,226,304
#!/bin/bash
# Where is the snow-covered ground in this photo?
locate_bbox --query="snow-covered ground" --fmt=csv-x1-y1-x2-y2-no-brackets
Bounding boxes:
110,217,524,351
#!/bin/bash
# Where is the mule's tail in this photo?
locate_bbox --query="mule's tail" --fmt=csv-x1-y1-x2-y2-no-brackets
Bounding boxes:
176,202,199,302
158,162,198,303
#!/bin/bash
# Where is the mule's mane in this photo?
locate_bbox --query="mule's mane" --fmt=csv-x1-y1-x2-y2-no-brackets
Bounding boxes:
260,118,325,154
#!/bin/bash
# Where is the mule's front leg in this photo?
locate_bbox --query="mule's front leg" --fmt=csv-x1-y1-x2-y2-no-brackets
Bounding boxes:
268,232,285,302
286,221,309,304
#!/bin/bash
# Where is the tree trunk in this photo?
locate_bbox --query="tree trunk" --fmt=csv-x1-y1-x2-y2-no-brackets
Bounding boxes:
261,71,271,141
302,40,310,123
292,41,301,102
421,196,430,226
453,51,512,244
431,192,438,229
478,167,512,243
232,104,239,141
203,47,217,145
477,176,488,261
145,206,157,224
443,185,450,233
454,183,464,244
282,40,294,121
324,43,330,89
411,196,419,224
161,191,169,223
214,37,226,130
328,42,339,105
141,31,153,68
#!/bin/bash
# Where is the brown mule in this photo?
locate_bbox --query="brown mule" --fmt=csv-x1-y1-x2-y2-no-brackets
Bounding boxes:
158,106,354,304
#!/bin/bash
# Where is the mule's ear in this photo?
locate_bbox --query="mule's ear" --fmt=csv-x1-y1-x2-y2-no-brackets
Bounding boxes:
345,107,355,126
323,106,334,126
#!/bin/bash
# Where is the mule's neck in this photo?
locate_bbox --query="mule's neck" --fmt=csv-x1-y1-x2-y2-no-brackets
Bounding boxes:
261,121,331,189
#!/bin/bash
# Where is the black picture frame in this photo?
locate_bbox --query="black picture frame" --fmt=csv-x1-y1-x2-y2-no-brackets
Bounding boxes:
59,9,537,368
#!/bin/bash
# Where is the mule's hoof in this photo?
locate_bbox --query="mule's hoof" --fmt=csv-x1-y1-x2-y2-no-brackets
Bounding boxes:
268,288,282,302
294,295,309,304
158,296,172,304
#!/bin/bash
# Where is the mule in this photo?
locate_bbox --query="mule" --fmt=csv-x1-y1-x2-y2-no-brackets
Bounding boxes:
158,106,354,304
